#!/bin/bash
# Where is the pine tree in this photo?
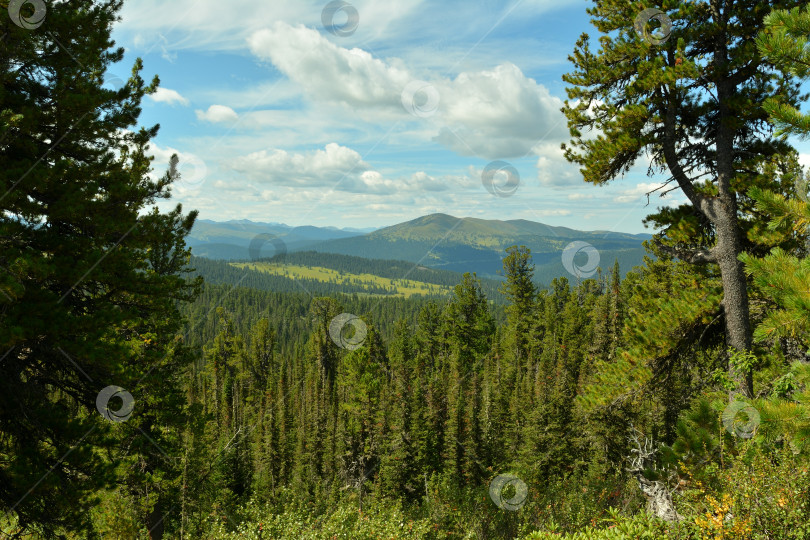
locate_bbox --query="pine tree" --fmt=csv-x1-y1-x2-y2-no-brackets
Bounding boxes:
377,319,417,499
273,353,294,489
414,302,445,475
757,5,810,139
441,273,494,486
500,245,537,363
116,209,202,539
337,322,385,510
741,5,810,351
247,319,278,496
562,0,807,399
0,1,200,535
741,184,810,346
248,318,276,394
205,308,240,433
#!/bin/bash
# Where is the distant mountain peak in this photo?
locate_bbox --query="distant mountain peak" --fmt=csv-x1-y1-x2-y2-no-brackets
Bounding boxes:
189,214,653,285
409,212,461,223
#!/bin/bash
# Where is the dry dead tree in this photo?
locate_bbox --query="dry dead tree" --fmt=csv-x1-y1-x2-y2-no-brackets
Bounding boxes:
626,426,682,522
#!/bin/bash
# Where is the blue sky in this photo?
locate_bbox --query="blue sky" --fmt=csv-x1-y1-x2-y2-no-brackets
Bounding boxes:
109,0,810,234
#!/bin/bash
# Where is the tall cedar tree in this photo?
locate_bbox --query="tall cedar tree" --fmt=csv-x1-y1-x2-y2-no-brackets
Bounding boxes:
441,273,494,486
0,0,200,536
500,245,536,363
561,0,806,399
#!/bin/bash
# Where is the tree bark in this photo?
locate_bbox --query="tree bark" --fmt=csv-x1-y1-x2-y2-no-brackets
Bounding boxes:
713,199,754,398
658,1,754,400
713,5,754,398
146,501,164,540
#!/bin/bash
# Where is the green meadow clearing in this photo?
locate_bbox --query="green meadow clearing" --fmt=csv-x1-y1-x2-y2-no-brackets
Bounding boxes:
230,261,454,298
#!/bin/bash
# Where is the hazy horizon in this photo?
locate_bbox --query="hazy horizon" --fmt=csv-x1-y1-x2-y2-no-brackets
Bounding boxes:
196,212,655,237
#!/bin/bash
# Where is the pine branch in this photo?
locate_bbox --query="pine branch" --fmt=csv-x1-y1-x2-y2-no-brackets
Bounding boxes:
653,237,717,264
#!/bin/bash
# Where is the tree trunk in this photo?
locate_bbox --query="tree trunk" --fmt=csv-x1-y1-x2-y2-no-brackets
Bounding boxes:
713,200,754,399
636,475,682,522
180,444,189,539
147,501,164,540
662,72,755,400
714,60,753,399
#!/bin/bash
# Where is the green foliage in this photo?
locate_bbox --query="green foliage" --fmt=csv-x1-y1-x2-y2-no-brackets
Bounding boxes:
742,183,810,346
522,508,669,539
199,495,435,539
89,490,141,539
577,258,723,414
674,443,810,539
170,249,647,538
562,0,810,400
757,5,810,139
0,0,200,536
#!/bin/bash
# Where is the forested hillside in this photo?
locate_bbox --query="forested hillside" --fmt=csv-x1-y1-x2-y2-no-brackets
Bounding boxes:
187,213,651,284
188,253,509,304
171,256,638,539
306,213,651,283
177,282,508,355
2,1,810,540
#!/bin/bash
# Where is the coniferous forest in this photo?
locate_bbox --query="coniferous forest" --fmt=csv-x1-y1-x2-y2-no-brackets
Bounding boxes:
3,1,810,539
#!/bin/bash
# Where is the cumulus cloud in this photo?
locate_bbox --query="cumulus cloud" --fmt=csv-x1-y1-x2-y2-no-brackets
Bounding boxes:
149,87,189,106
434,63,567,158
612,183,668,204
196,105,239,123
246,22,569,161
248,23,410,110
229,142,472,196
534,142,581,187
232,142,368,184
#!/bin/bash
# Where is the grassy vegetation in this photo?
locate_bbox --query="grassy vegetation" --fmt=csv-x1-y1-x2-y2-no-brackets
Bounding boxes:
231,261,455,299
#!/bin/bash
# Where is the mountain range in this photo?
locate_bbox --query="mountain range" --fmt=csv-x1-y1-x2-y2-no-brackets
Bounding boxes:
186,214,653,285
184,219,375,259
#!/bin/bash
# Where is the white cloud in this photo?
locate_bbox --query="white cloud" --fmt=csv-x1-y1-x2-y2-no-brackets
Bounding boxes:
434,63,567,158
232,142,369,185
149,87,189,106
145,142,210,193
126,1,657,233
612,183,667,204
119,0,429,53
229,142,474,197
247,23,410,110
195,80,303,109
535,209,572,216
196,105,239,123
535,142,580,187
246,22,568,160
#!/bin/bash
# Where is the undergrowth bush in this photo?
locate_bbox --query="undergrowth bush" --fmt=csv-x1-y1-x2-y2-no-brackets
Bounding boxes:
199,497,435,539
